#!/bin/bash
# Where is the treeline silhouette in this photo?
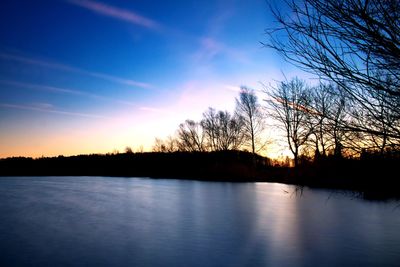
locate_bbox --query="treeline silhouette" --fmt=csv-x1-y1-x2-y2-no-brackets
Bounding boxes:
1,150,399,199
0,151,277,181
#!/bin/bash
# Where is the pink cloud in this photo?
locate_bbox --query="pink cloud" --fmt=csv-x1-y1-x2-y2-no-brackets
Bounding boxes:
66,0,160,31
224,84,241,92
175,79,238,115
0,53,152,89
139,106,165,113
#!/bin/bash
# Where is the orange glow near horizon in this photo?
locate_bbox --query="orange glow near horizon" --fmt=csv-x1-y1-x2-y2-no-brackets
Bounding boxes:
0,80,247,158
0,79,295,160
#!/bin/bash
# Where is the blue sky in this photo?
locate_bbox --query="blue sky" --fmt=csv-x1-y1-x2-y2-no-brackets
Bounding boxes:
0,0,302,157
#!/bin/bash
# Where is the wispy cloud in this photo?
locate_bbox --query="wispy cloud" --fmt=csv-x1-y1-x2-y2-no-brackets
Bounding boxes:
87,72,151,88
67,0,246,65
139,106,165,113
30,102,55,110
0,80,137,107
224,84,241,92
0,103,110,119
194,37,223,62
66,0,161,31
175,79,238,114
0,80,87,95
193,37,250,64
190,2,250,65
0,53,152,89
207,3,235,37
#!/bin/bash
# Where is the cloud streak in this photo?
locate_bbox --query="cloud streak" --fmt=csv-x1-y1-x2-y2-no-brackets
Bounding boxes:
190,1,251,65
66,0,161,31
0,103,110,119
67,0,247,65
0,80,138,107
224,84,241,92
193,37,250,64
139,106,166,113
0,53,152,89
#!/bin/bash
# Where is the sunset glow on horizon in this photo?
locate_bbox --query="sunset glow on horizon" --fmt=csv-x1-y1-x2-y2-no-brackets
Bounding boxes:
0,0,303,159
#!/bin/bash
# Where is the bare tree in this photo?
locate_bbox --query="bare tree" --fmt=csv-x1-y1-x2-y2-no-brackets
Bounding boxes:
177,120,205,152
235,86,265,154
307,83,350,158
152,136,179,152
201,108,220,151
267,78,313,167
201,108,244,151
265,0,400,145
125,146,134,154
215,110,244,151
367,89,400,153
308,84,331,157
326,87,348,157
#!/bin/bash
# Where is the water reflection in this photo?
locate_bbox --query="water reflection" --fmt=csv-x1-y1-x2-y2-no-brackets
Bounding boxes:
0,177,399,267
253,183,302,266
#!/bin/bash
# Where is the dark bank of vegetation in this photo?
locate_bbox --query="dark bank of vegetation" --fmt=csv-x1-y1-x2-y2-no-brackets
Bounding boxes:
1,0,399,199
0,151,277,182
1,150,399,199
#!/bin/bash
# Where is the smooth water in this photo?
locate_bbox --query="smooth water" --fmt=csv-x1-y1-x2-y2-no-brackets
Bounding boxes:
0,176,399,267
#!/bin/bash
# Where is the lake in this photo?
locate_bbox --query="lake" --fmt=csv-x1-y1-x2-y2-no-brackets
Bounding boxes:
0,176,399,267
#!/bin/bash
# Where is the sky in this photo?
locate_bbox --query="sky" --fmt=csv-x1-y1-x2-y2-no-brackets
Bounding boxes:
0,0,303,158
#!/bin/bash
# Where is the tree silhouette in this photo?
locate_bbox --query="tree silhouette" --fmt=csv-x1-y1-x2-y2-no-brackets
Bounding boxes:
201,108,220,151
265,0,400,146
308,83,348,158
267,78,313,167
201,108,244,151
177,120,205,152
152,136,178,152
235,87,265,154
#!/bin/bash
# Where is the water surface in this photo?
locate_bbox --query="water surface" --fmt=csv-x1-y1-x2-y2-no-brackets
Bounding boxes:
0,176,399,266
